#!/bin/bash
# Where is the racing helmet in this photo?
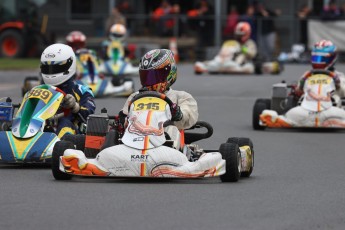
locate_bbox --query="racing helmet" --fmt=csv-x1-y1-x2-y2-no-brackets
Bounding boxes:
40,43,76,86
66,31,87,51
311,40,337,70
234,22,251,43
139,49,177,93
109,24,127,41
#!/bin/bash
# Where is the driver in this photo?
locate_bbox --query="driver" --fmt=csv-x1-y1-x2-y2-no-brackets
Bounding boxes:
296,40,345,104
101,23,129,60
40,43,96,138
66,31,87,52
232,21,257,67
66,31,102,80
121,49,198,130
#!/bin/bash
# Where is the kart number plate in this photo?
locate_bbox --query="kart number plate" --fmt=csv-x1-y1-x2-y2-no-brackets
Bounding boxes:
306,74,332,85
79,54,92,62
27,89,53,104
133,97,166,111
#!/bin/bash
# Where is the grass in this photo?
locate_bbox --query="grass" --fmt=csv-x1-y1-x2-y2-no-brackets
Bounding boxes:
0,58,40,70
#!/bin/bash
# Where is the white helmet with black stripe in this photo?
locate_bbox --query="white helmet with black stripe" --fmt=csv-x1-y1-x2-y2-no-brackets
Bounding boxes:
40,43,76,86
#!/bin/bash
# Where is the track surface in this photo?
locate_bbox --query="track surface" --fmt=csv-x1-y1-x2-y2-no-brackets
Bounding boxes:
0,64,345,230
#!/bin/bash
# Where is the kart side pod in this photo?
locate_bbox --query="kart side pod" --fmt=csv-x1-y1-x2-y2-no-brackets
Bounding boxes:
84,112,109,157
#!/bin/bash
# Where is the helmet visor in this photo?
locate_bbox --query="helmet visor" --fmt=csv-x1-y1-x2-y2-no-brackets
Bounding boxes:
40,57,73,75
139,65,171,87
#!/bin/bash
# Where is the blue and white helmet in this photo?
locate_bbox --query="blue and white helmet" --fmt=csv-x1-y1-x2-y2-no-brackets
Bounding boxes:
40,43,76,86
311,40,337,70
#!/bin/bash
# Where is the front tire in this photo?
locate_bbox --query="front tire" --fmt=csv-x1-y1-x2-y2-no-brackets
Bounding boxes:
252,99,269,130
227,137,254,177
52,141,74,180
219,143,241,182
22,76,40,96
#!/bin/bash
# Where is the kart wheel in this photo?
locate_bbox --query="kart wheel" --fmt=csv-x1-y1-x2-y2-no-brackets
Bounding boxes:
194,70,202,75
227,137,254,177
253,99,269,130
219,143,241,182
22,76,40,96
61,134,86,151
256,98,271,109
52,141,74,180
285,95,297,112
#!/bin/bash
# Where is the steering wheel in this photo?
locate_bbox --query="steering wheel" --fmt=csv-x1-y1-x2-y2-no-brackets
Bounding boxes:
50,85,72,118
128,91,174,113
310,69,336,78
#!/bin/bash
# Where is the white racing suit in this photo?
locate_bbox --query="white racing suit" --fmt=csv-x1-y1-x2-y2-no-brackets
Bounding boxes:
298,70,345,107
122,88,199,130
261,72,345,128
195,39,257,74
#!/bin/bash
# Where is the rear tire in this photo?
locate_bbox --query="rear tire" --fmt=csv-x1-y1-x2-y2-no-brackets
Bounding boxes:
227,137,254,177
61,134,86,151
52,141,74,180
0,30,25,58
22,76,40,96
253,99,269,130
219,143,241,182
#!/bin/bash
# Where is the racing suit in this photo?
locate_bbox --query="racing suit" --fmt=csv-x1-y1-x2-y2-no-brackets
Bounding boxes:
233,39,257,66
122,88,199,130
56,78,96,138
297,69,345,105
271,69,345,127
215,39,257,73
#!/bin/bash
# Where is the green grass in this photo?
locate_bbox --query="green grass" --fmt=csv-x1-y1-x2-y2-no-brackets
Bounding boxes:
0,58,40,70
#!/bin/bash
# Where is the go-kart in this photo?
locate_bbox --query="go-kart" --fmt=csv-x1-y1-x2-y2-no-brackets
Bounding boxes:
52,91,254,182
99,40,138,77
253,69,345,130
194,40,281,75
76,48,134,97
0,84,68,163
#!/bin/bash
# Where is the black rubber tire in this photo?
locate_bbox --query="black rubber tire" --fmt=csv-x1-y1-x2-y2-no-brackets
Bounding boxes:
0,29,25,58
219,143,241,182
22,76,40,96
285,95,297,112
252,99,269,130
227,137,254,177
52,141,74,180
61,134,86,151
256,98,271,109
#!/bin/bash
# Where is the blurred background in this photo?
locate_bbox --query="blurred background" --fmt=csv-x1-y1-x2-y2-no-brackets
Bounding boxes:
1,0,345,62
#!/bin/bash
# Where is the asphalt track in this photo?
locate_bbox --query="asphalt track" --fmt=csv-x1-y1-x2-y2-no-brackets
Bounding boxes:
0,64,345,230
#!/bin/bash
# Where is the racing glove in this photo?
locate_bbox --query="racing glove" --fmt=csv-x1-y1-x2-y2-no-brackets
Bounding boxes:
63,94,80,113
170,103,183,121
241,45,248,54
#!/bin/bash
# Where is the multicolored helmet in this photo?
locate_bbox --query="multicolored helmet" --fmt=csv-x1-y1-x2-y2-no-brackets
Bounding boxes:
139,49,177,93
66,31,86,51
234,22,251,43
311,40,337,69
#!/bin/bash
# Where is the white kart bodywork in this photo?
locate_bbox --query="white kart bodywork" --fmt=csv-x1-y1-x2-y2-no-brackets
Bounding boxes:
58,95,227,178
260,73,345,128
195,40,255,74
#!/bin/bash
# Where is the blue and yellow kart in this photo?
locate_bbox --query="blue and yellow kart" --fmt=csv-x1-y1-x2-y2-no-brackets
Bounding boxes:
0,84,66,163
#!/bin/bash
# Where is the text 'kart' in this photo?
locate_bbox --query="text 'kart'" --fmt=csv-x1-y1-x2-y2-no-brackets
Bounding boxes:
52,91,254,182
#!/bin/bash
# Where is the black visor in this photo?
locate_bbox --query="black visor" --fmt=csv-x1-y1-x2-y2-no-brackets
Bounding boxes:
40,57,73,75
